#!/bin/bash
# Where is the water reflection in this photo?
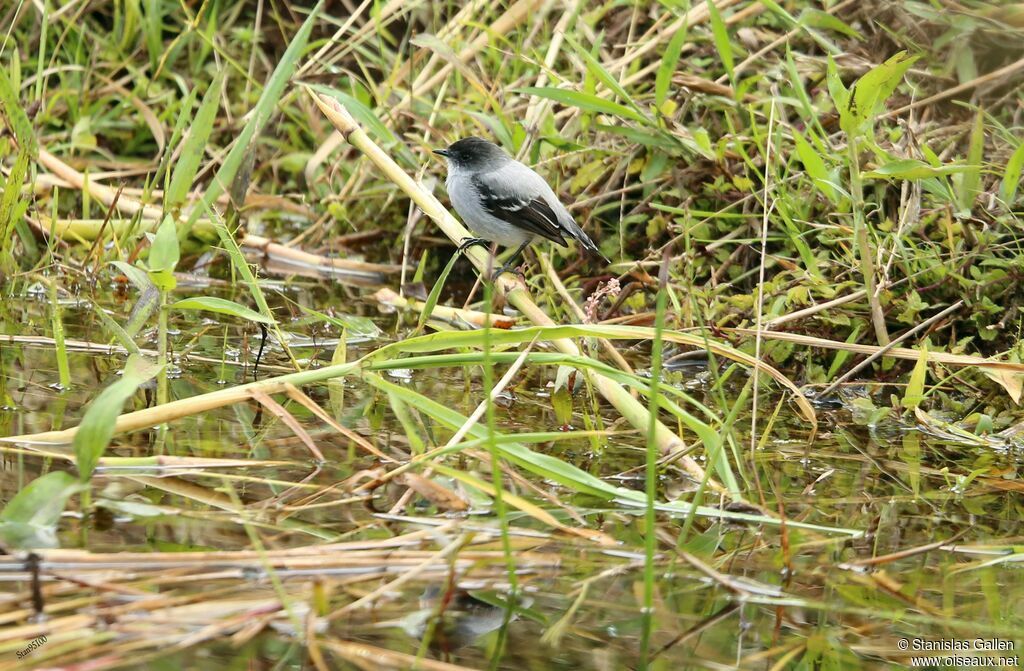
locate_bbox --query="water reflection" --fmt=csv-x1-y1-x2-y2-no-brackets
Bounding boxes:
386,586,527,653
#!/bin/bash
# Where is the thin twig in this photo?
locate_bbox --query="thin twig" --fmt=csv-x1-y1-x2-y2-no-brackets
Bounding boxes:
817,300,965,399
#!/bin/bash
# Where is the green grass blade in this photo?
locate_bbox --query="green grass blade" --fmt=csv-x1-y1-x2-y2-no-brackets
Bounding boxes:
166,71,225,216
999,141,1024,208
90,303,142,355
73,355,162,481
0,146,31,272
171,296,276,324
793,129,839,204
656,25,689,110
641,268,668,666
517,86,646,123
956,107,985,215
706,0,734,86
0,472,84,549
414,249,462,334
0,65,37,155
0,471,82,525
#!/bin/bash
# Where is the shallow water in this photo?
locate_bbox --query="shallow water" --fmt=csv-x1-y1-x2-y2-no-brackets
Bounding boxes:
1,267,1022,669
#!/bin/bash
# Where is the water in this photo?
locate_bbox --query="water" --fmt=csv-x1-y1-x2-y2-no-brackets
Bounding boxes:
1,267,1022,669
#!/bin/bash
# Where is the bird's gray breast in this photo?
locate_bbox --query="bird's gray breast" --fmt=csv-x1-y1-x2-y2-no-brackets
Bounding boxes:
446,169,534,248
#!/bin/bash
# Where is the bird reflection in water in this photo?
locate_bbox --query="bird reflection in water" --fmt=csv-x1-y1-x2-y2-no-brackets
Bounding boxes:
389,585,531,655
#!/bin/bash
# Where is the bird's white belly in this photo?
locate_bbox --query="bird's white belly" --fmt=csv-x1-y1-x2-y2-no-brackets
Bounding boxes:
447,174,534,248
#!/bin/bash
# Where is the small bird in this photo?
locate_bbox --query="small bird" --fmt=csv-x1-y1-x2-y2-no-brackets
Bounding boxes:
433,137,606,276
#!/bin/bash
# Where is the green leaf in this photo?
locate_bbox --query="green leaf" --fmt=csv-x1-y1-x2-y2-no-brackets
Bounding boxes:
517,87,646,123
198,200,280,335
863,159,972,180
798,8,862,38
415,248,462,333
386,391,426,454
147,215,180,274
166,71,225,215
144,0,163,71
90,302,142,355
0,472,81,526
846,51,919,133
73,354,162,481
0,472,83,550
171,296,276,324
956,107,985,214
656,27,689,108
794,130,839,203
707,0,735,84
71,116,97,150
1000,141,1024,208
124,285,161,339
0,65,37,155
901,346,928,410
825,56,850,130
0,147,31,258
109,260,154,292
551,384,573,427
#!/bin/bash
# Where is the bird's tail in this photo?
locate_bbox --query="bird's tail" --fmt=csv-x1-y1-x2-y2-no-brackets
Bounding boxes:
567,221,609,263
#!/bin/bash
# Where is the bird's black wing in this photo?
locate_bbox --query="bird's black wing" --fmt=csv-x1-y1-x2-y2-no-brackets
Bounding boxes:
472,175,568,247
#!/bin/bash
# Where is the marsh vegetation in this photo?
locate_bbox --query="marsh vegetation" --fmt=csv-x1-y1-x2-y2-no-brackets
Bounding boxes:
1,0,1023,668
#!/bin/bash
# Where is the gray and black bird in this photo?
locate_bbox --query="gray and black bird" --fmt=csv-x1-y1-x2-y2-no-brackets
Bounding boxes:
433,137,606,276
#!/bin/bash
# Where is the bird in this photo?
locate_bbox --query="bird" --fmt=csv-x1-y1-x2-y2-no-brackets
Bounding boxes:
433,136,606,277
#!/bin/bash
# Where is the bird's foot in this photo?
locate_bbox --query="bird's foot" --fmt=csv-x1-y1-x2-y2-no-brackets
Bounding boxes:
457,237,489,253
491,260,527,281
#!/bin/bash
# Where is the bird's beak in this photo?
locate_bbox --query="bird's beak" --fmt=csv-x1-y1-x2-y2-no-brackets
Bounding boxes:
432,149,449,157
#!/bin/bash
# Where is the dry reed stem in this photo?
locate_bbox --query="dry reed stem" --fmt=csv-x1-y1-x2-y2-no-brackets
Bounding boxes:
36,150,398,279
763,289,868,329
0,365,354,445
816,300,965,399
328,529,463,617
0,333,292,373
727,327,1024,372
321,640,479,671
374,287,517,328
729,326,1024,402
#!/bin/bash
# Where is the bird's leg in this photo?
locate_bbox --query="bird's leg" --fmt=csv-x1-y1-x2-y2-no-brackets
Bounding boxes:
492,240,531,279
457,237,489,254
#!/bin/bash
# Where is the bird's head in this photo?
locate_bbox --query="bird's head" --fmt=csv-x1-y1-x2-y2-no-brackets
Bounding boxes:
433,137,508,170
